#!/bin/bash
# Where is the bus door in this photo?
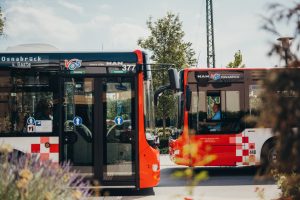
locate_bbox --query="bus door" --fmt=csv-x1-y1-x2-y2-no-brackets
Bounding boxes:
189,84,245,166
62,76,136,186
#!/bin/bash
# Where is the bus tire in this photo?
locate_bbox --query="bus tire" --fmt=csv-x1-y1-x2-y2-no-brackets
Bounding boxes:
260,139,277,173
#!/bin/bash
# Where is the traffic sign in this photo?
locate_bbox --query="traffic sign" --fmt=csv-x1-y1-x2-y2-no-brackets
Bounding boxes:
114,116,124,125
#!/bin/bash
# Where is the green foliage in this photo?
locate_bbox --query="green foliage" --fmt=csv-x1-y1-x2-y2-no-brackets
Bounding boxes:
272,170,300,199
0,7,4,36
227,50,245,68
138,12,196,130
158,136,169,154
260,2,300,199
255,187,266,200
159,147,169,154
262,2,300,65
0,144,91,200
172,168,208,196
138,12,196,70
259,69,300,170
107,99,131,120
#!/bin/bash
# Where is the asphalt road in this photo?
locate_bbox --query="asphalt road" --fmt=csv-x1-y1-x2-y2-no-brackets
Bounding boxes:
91,155,280,200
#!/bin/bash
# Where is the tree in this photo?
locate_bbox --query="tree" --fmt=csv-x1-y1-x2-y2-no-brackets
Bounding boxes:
259,2,300,199
0,6,4,36
226,50,245,68
261,2,300,66
138,12,196,135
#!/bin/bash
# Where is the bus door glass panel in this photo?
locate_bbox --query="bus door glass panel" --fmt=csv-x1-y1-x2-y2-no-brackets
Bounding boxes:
0,70,57,134
63,78,94,166
103,79,135,180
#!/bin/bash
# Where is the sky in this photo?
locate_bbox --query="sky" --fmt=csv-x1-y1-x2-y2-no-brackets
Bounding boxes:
0,0,293,68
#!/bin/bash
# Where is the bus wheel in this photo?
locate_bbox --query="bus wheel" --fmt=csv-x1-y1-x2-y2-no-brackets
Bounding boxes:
260,140,277,174
267,146,277,165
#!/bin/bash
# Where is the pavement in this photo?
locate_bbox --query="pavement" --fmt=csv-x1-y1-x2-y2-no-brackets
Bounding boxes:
156,154,280,200
88,154,281,200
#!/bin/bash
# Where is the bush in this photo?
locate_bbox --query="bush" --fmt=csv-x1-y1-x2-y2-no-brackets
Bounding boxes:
0,144,91,200
155,127,175,137
158,137,169,154
272,170,300,200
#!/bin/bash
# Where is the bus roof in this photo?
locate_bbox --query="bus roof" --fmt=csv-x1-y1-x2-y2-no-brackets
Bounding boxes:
0,50,146,73
184,67,277,72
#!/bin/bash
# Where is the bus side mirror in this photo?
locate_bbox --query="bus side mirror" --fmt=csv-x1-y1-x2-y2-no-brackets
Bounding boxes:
154,68,179,107
168,68,180,91
186,85,192,111
154,85,169,106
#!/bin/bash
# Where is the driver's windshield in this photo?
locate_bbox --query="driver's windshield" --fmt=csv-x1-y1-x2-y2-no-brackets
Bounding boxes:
187,71,244,134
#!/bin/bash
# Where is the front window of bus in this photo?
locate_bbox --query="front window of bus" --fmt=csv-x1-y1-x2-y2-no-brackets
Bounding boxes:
144,75,156,146
0,70,58,134
187,71,244,134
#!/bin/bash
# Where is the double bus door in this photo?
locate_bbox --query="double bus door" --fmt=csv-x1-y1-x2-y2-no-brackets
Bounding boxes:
61,76,137,186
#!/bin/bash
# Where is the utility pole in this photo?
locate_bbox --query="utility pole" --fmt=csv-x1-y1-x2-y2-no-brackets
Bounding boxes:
206,0,216,68
277,37,293,67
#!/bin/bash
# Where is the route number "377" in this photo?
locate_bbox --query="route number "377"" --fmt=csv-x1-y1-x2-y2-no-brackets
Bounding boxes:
122,65,136,72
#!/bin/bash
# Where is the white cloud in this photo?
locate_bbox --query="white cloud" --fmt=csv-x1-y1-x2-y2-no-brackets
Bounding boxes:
97,4,112,10
1,1,146,51
85,15,112,27
4,5,80,46
57,1,84,14
110,23,148,50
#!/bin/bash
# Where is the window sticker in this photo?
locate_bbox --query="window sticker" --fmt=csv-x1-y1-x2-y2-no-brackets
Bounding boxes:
114,116,124,125
35,120,52,132
27,125,36,133
73,116,83,126
27,117,36,125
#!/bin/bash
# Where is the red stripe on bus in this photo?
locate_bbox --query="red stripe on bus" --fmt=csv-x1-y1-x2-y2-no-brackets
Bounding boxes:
134,50,143,64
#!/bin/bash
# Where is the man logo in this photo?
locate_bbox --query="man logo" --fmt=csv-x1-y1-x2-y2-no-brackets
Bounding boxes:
65,59,82,70
210,73,221,80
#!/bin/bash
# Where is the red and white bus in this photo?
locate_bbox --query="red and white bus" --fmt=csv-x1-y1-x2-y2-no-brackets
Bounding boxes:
0,50,167,189
169,68,289,167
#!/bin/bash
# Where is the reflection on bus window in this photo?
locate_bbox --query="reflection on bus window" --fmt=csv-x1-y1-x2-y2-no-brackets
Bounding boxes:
0,71,56,134
63,78,94,165
35,99,53,120
249,85,262,116
104,81,135,178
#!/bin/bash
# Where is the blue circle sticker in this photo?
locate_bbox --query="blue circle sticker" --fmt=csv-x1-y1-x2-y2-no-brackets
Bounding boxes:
114,116,124,125
27,117,36,125
73,116,83,126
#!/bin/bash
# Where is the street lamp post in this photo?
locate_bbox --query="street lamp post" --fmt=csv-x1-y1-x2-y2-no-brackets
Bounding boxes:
277,37,293,67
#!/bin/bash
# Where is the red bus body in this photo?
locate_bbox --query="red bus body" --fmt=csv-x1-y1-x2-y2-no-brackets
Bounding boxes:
169,68,281,167
0,50,159,189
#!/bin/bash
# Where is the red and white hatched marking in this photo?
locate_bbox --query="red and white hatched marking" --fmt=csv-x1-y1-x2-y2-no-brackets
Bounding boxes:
0,136,59,163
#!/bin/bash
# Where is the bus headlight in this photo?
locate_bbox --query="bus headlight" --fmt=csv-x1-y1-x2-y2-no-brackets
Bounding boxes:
152,164,159,171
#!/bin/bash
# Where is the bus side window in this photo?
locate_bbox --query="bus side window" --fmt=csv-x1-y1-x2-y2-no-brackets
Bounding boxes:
207,91,221,120
247,85,262,128
221,90,242,133
0,71,56,134
206,91,221,132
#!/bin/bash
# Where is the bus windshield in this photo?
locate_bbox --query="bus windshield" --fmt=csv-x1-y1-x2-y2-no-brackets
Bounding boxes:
187,71,244,134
